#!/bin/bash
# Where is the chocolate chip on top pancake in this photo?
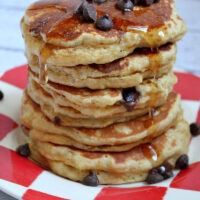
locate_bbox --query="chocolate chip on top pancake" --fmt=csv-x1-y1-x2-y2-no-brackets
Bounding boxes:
22,0,186,66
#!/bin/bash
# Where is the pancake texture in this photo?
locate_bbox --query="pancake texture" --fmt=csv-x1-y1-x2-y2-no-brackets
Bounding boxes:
29,119,190,184
22,0,186,66
20,0,189,186
28,43,176,89
27,72,177,119
21,92,181,148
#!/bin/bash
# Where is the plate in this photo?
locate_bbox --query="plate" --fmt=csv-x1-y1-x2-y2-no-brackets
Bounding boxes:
0,65,200,200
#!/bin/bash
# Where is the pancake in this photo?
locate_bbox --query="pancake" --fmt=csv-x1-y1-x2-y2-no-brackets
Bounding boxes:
22,0,187,66
29,118,190,184
28,71,177,119
20,92,181,148
27,43,175,89
20,0,189,186
27,104,180,152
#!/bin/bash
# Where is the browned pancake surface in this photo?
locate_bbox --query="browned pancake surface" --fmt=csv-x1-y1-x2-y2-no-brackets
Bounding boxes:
26,0,172,42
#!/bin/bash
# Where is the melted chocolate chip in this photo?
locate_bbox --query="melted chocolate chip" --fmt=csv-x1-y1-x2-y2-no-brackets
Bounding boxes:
54,116,61,125
121,87,140,111
0,90,4,101
116,0,134,12
82,171,99,186
175,154,189,170
96,14,113,31
190,123,200,136
146,172,164,184
83,4,97,22
93,0,107,3
16,144,30,157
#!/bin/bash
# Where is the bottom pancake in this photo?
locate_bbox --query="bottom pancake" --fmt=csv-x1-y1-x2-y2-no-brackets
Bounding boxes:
29,118,190,184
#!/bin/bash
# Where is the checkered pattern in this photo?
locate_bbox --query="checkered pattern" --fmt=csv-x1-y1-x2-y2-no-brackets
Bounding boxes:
0,65,199,200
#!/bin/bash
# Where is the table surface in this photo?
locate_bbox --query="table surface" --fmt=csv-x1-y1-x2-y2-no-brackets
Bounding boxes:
0,0,199,199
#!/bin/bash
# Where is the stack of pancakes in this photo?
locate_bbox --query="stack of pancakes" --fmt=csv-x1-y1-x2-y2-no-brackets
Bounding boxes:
20,0,190,184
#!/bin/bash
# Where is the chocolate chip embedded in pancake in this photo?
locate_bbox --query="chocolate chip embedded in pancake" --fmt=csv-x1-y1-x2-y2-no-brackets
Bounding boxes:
20,91,182,150
27,71,177,120
28,118,190,184
22,0,187,66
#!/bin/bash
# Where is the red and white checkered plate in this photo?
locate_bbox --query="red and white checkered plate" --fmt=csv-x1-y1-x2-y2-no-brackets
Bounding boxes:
0,65,200,200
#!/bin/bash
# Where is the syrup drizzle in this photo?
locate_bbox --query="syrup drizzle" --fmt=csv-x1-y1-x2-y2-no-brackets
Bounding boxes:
27,0,172,41
27,0,173,85
38,44,51,84
141,143,158,162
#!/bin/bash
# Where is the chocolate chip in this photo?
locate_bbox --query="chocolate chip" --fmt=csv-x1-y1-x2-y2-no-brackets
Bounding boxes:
190,123,200,136
134,0,154,6
157,162,174,179
147,162,173,184
121,87,140,111
75,1,88,15
175,154,189,170
54,116,61,125
96,14,113,31
16,144,30,157
82,171,99,186
157,162,173,177
163,171,174,179
76,1,97,23
116,0,134,12
146,172,164,184
83,4,97,22
93,0,107,3
0,90,4,101
162,162,173,172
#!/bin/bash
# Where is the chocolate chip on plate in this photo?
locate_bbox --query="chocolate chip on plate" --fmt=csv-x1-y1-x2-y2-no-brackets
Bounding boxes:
16,144,30,157
146,162,174,184
175,154,189,170
157,162,173,179
96,14,113,31
190,123,200,136
116,0,134,12
82,171,99,186
163,171,174,179
83,4,97,22
0,90,4,101
54,116,61,125
93,0,107,3
146,171,164,184
121,87,140,111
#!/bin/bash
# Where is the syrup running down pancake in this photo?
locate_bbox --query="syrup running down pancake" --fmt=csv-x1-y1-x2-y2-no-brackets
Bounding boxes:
19,0,189,186
22,0,186,67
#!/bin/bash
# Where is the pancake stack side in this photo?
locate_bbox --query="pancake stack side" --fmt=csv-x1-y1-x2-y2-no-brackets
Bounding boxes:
20,0,190,185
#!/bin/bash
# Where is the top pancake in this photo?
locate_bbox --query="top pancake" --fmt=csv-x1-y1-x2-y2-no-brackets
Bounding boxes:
22,0,187,66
